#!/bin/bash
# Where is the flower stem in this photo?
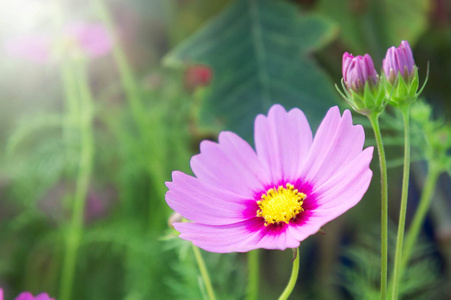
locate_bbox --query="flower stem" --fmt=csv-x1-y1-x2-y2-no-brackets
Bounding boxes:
400,164,441,275
391,105,412,300
278,247,300,300
94,0,167,229
368,112,388,300
245,250,259,300
59,60,94,300
61,60,80,160
192,245,216,300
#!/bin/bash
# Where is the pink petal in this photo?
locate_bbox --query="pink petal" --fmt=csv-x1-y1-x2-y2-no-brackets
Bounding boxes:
254,104,313,183
65,22,111,58
175,217,302,252
15,292,34,300
0,288,3,300
4,35,53,63
290,147,373,241
190,131,270,199
253,224,300,250
166,171,257,225
34,294,53,300
300,107,365,187
174,219,265,253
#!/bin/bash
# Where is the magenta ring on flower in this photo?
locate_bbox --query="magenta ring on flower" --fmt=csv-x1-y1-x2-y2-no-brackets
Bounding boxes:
166,105,373,253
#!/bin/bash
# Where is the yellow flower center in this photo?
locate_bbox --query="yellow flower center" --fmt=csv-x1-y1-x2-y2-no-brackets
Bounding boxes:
257,183,306,226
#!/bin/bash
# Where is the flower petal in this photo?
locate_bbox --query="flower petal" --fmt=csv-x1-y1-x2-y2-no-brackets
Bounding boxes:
254,104,312,183
175,218,301,252
66,22,112,58
15,292,34,300
190,131,270,199
300,107,365,187
174,219,264,253
4,35,52,63
290,147,373,241
166,171,257,225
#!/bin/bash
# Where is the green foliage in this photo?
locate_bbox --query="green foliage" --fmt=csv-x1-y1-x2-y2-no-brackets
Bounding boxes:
338,228,442,300
165,0,340,139
163,234,246,300
317,0,431,55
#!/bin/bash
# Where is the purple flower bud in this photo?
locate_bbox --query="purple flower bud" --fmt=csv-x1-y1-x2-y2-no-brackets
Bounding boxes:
383,40,415,82
342,52,379,92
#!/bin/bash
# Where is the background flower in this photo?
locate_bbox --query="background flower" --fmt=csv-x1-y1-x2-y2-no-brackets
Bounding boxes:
3,22,111,63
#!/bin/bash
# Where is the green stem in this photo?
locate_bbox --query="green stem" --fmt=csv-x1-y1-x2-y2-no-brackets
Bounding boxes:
245,250,259,300
94,0,167,229
391,105,411,300
59,60,95,300
61,60,80,172
278,248,300,300
192,245,216,300
400,164,441,274
368,112,388,300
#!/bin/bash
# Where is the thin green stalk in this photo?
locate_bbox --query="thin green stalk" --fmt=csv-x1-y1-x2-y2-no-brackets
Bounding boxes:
94,0,167,229
59,60,95,300
400,164,441,274
192,245,216,300
61,60,80,169
245,250,259,300
368,112,388,300
278,248,300,300
391,105,412,300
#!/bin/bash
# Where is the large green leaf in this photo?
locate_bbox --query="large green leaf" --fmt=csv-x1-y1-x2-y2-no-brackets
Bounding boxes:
164,0,339,139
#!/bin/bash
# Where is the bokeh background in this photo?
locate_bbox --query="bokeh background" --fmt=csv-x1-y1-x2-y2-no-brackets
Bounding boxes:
0,0,450,299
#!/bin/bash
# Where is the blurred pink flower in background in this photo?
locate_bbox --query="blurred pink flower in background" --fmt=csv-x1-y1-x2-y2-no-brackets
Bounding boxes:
38,182,116,224
184,64,213,92
4,34,53,63
0,288,54,300
15,291,54,300
4,22,112,63
64,22,112,58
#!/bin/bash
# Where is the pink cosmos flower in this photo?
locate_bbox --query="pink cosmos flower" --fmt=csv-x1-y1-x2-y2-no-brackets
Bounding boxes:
0,288,54,300
4,22,111,63
383,40,415,82
342,52,379,92
15,292,54,300
64,22,112,58
166,105,374,253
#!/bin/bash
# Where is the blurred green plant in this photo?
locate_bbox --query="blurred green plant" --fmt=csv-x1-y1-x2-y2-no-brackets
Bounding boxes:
338,227,442,300
164,0,340,140
317,0,431,57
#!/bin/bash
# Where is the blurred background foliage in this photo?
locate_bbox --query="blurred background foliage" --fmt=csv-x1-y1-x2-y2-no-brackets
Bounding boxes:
0,0,450,299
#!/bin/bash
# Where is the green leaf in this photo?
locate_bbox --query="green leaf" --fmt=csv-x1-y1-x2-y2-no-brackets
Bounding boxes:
164,0,339,139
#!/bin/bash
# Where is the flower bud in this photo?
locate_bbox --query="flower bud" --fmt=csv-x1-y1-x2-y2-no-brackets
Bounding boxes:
382,40,424,108
383,40,415,84
337,53,385,115
343,53,378,93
